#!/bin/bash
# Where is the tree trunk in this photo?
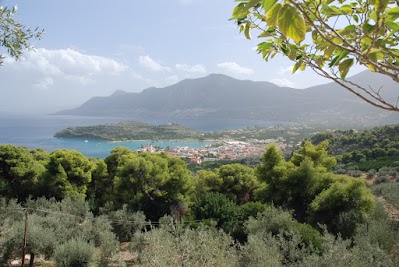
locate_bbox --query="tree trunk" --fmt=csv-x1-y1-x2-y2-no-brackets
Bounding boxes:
28,252,35,267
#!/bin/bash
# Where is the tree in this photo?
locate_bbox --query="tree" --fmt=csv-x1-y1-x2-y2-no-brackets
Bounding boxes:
0,4,43,66
39,150,95,199
113,152,193,221
231,0,399,111
255,143,375,233
0,145,44,200
194,164,259,204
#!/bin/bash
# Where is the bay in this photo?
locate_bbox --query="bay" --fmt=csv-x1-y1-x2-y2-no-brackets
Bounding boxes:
0,115,284,158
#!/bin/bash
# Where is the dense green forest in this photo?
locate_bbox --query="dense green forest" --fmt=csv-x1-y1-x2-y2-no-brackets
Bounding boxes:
310,124,399,171
0,142,398,266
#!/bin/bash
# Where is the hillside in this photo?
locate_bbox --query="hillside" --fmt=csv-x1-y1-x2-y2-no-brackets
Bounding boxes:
54,121,202,141
55,72,399,127
310,124,399,170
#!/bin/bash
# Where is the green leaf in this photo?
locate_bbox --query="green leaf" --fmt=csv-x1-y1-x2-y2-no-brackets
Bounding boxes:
339,58,354,79
292,61,302,74
232,3,248,19
321,4,342,16
244,21,251,39
339,5,353,15
324,46,335,59
245,0,261,11
266,3,282,27
387,7,399,20
277,4,306,44
257,42,274,59
386,21,399,33
262,0,277,13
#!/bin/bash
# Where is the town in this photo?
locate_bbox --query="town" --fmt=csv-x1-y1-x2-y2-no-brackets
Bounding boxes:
136,125,324,164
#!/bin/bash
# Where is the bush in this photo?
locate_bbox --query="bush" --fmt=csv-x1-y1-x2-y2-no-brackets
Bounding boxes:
191,192,238,233
108,205,147,242
54,238,94,267
131,224,239,267
246,206,322,251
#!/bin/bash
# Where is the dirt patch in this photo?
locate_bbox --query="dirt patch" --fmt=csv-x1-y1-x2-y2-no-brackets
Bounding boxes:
377,196,399,222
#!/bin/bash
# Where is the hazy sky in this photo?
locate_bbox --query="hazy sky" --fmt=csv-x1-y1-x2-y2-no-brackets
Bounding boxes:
0,0,358,114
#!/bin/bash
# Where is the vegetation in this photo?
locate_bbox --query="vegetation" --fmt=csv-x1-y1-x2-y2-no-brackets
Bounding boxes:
0,4,43,66
310,124,399,170
54,121,203,141
0,141,398,265
231,0,399,111
55,120,323,145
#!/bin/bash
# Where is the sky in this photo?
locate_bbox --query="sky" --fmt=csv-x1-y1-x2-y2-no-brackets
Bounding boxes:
0,0,359,114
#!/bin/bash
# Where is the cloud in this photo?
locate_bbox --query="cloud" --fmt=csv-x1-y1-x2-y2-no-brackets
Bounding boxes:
270,78,296,88
165,75,180,85
277,66,294,75
138,55,171,72
5,48,130,87
176,64,206,74
34,77,54,90
217,62,254,76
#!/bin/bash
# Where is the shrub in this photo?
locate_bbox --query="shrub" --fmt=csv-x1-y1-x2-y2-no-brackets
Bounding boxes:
54,238,94,267
191,192,238,233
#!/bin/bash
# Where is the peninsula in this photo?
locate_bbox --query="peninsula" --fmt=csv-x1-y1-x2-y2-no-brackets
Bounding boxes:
54,121,202,141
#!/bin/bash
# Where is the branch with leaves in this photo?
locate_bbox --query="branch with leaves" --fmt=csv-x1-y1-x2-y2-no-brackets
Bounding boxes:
232,0,399,111
0,5,44,66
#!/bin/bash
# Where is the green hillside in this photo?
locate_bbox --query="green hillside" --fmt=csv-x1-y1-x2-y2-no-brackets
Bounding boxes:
310,124,399,170
54,121,202,141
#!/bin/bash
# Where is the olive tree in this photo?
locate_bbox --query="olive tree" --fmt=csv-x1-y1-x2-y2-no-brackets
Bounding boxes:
0,4,43,66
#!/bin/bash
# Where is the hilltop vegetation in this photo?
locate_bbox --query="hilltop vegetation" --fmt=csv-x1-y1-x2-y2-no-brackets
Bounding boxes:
310,124,399,171
1,141,398,266
54,121,202,141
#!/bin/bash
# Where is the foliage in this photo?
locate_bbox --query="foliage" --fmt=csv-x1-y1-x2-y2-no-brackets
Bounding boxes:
54,121,202,141
373,182,399,209
255,143,375,234
0,144,44,200
0,4,43,66
309,176,375,235
107,205,147,242
54,238,95,267
130,223,239,267
246,206,322,251
355,201,397,253
113,151,193,221
291,140,336,169
39,150,95,199
310,124,399,170
0,197,119,266
191,192,239,233
231,0,399,111
194,164,259,204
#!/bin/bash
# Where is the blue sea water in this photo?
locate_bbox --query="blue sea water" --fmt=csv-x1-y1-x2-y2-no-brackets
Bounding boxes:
0,115,286,158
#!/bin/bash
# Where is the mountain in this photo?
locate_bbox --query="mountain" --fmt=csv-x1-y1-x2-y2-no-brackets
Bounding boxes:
55,72,399,127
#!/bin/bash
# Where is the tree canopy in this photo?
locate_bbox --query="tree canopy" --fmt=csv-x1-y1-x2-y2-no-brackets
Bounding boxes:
231,0,399,111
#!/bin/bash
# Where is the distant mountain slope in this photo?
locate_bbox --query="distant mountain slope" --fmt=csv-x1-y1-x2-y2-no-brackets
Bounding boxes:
55,72,399,126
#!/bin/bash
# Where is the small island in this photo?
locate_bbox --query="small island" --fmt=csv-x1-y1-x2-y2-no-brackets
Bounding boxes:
54,121,203,141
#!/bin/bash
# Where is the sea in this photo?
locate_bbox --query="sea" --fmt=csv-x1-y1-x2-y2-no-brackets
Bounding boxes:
0,115,287,159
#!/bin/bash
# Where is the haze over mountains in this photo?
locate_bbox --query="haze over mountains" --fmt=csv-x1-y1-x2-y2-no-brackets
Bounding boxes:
56,71,399,127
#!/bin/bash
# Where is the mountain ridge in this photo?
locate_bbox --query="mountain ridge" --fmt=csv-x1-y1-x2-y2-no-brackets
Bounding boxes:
55,72,399,127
